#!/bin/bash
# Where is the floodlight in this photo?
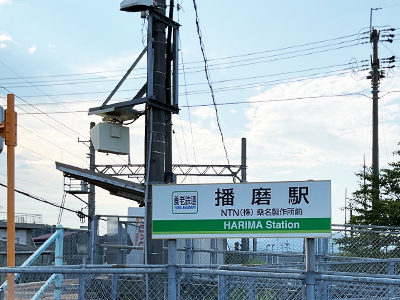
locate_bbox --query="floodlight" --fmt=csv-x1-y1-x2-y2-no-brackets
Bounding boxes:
120,0,154,12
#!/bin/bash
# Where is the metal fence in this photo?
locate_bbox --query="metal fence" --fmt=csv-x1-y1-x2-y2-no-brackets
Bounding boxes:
1,222,400,299
1,263,400,300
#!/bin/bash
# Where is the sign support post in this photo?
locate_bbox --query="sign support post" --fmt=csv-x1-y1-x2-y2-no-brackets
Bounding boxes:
305,238,316,300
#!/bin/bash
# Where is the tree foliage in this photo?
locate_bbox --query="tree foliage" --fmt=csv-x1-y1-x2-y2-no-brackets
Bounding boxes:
348,149,400,226
335,147,400,259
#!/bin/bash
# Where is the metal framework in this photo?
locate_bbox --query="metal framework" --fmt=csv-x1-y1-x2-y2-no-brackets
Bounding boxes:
94,164,244,183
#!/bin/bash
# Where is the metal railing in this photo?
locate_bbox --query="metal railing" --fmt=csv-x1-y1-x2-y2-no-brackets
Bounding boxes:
0,213,42,224
0,225,63,300
0,262,399,300
1,222,400,299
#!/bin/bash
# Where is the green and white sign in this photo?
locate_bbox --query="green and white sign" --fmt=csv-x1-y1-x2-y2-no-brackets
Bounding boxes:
152,180,331,239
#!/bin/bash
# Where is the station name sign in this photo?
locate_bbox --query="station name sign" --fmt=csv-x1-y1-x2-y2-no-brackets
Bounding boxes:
152,180,331,239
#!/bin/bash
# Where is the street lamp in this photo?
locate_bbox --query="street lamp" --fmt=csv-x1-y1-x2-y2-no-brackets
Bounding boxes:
120,0,155,12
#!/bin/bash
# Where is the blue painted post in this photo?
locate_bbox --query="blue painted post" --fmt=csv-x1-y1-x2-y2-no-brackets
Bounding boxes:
248,277,255,300
78,274,85,300
218,275,227,300
0,224,66,293
54,225,64,300
111,274,118,300
91,217,99,264
388,262,394,298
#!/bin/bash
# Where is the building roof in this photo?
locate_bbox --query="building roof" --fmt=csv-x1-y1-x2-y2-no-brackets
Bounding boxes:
0,240,38,254
33,231,78,242
0,221,45,230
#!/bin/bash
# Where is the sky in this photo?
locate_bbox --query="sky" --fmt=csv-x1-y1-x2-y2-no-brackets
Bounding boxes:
0,0,400,229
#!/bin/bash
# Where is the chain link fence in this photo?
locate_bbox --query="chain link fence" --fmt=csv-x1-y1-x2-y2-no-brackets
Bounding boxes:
1,222,400,299
1,265,400,300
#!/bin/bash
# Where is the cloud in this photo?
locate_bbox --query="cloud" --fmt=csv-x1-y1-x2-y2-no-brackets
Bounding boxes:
239,72,400,224
0,33,12,48
0,0,11,5
28,46,37,54
192,106,215,120
243,74,376,168
74,50,145,77
0,33,12,42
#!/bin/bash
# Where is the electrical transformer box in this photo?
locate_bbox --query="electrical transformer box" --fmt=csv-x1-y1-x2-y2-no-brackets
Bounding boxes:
90,122,130,155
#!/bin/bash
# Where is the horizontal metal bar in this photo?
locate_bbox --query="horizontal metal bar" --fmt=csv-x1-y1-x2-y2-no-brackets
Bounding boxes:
88,97,148,115
319,270,400,280
180,268,304,280
99,244,143,250
318,274,400,285
151,9,180,29
95,164,242,178
0,267,165,275
321,258,400,265
332,223,400,231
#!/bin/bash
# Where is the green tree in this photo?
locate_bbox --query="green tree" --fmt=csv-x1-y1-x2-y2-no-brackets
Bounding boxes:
335,148,400,259
349,149,400,226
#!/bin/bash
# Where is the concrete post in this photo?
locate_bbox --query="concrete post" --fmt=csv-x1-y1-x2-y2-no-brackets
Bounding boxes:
305,238,316,300
167,239,177,300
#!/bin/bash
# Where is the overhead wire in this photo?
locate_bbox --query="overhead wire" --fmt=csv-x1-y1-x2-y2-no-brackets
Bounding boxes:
0,26,392,166
178,35,198,169
0,61,90,141
0,171,60,191
0,181,88,219
18,144,57,161
0,31,370,92
18,125,87,162
180,92,372,108
58,191,67,224
192,0,230,165
8,90,386,115
0,87,87,142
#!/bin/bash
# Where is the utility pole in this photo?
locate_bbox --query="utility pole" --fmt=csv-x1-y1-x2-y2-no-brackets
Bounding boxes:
145,0,168,265
0,94,17,299
368,26,396,204
240,138,249,252
370,29,380,179
88,122,96,264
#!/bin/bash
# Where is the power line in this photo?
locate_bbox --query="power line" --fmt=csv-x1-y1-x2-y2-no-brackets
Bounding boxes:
18,125,87,162
0,88,87,141
11,91,380,115
0,171,60,191
5,61,363,100
18,144,56,161
0,181,88,218
192,0,230,164
0,61,89,140
0,31,371,87
177,35,196,166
